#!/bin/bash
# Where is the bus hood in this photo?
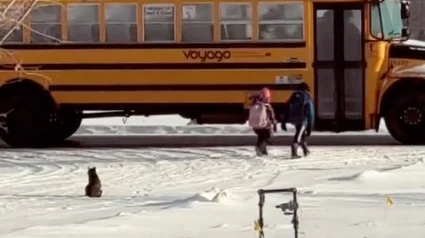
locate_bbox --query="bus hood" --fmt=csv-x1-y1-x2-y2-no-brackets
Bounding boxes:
388,39,425,78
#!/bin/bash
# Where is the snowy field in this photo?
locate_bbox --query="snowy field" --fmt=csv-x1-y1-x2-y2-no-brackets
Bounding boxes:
1,146,424,238
0,115,419,238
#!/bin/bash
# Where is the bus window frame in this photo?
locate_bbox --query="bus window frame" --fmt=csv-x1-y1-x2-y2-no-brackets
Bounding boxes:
0,4,25,44
369,0,404,41
181,2,214,43
104,2,138,43
142,3,176,43
66,3,100,43
219,2,253,42
369,1,384,40
257,1,305,42
29,3,62,44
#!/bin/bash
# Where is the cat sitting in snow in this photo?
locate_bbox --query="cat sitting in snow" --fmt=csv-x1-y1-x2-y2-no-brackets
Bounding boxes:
85,167,102,198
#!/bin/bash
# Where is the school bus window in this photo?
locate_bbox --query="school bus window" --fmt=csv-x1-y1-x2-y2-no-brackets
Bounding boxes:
143,4,175,42
316,10,334,61
370,1,402,39
67,4,100,43
258,2,303,41
30,4,62,43
0,6,24,43
105,3,137,43
219,3,252,41
370,4,382,38
182,3,213,42
0,26,23,43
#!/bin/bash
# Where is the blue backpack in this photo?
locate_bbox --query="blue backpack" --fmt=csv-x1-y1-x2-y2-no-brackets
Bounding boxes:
286,91,313,125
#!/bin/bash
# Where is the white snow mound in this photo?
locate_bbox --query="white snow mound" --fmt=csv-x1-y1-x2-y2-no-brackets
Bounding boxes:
190,187,236,205
354,170,390,182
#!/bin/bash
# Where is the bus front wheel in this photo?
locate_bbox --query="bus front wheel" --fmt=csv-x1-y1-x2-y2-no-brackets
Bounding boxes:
384,91,425,145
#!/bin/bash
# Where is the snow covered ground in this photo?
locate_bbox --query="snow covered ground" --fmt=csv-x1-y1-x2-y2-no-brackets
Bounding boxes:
1,146,424,238
78,115,390,135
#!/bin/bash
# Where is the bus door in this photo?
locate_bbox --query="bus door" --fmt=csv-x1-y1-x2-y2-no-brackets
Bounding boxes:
313,3,365,132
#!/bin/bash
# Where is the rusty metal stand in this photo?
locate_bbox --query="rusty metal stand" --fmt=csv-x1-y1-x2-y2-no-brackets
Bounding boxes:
256,188,299,238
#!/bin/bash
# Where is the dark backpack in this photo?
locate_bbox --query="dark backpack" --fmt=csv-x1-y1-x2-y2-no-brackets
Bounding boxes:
286,91,308,124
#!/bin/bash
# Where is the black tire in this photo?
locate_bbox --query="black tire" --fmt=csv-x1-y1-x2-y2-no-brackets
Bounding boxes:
0,88,57,148
384,91,425,145
52,109,82,141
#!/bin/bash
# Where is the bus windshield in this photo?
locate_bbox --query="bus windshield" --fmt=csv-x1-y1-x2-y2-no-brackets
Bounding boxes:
371,0,403,40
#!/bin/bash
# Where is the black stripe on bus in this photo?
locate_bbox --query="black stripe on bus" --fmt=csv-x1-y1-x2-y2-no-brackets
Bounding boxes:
0,62,306,70
1,42,306,50
49,84,304,91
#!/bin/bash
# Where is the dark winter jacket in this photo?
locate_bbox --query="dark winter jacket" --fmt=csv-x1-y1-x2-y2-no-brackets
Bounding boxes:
281,90,314,133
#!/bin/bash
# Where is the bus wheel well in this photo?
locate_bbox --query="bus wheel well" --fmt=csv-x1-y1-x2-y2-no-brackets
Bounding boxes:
0,78,56,107
380,78,425,116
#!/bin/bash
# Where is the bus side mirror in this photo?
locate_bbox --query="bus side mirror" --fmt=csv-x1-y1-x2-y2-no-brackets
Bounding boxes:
401,0,410,19
402,27,410,37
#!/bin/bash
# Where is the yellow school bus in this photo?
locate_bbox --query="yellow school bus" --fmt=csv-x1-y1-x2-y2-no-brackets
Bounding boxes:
0,0,420,147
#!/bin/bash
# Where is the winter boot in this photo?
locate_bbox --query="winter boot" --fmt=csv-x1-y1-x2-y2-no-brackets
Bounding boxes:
301,142,310,156
255,147,263,156
262,146,269,156
291,143,301,159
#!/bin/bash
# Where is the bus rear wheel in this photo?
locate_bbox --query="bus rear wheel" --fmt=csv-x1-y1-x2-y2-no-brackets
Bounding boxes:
0,88,57,148
384,91,425,145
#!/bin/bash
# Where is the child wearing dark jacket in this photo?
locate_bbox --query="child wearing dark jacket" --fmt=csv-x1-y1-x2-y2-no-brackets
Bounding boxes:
281,84,314,159
249,88,277,156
